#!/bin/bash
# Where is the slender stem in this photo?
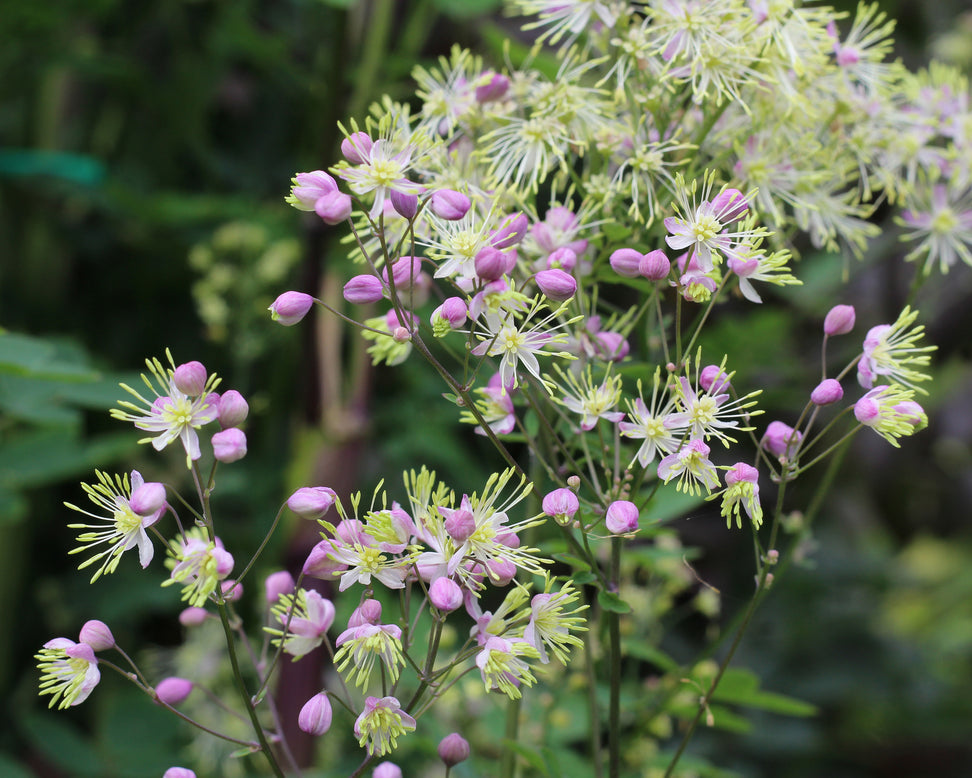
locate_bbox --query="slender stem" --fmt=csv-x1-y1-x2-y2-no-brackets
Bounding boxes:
501,696,522,778
608,537,622,778
583,618,604,778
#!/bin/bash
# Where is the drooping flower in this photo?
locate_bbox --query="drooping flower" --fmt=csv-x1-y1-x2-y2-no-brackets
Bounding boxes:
715,463,763,529
475,636,540,699
522,581,587,664
354,696,416,757
111,351,220,467
657,439,720,496
65,470,166,583
854,385,928,447
163,528,234,607
36,638,100,709
856,306,935,393
334,622,405,689
266,588,336,659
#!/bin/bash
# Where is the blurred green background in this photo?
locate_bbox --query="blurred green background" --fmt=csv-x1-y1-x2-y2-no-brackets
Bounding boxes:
2,1,971,776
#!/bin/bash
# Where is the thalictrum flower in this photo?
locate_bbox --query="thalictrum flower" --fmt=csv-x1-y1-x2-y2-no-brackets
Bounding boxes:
712,462,763,529
66,470,166,583
657,438,721,496
854,385,928,447
111,351,220,468
354,696,416,757
36,638,100,709
266,589,336,659
522,581,587,664
334,622,405,689
619,370,686,468
856,306,935,393
163,528,234,607
475,636,540,699
549,364,624,431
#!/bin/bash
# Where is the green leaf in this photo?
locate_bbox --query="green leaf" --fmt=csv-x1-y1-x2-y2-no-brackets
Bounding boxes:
19,713,105,777
502,739,550,775
622,640,680,673
433,0,502,17
597,589,632,614
711,667,818,717
571,571,597,586
552,552,591,572
0,753,36,778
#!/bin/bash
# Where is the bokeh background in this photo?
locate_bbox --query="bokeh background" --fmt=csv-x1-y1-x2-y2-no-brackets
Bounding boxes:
2,1,971,776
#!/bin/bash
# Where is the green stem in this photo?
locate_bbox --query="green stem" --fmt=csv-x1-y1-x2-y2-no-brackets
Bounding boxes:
608,537,622,778
501,696,522,778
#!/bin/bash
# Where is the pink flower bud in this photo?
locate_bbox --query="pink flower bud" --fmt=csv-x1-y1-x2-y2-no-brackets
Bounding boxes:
344,274,385,304
546,246,577,271
212,428,247,463
711,188,749,222
303,540,347,580
432,297,468,329
699,365,731,394
762,420,803,458
314,190,352,224
372,763,402,778
430,189,471,220
221,579,243,601
382,256,424,289
475,246,510,281
595,331,629,362
824,304,855,336
609,248,643,278
475,72,509,102
811,378,844,406
390,189,418,219
288,487,337,519
895,400,927,430
341,132,373,164
605,500,639,534
535,268,577,301
542,488,579,523
264,571,295,603
485,558,516,585
156,677,194,706
179,607,209,626
445,508,476,544
130,481,167,517
438,732,471,766
298,692,333,736
269,291,314,326
349,599,383,627
854,396,880,425
173,361,207,396
429,577,463,612
79,620,115,651
217,390,249,428
163,769,196,778
490,212,528,249
639,249,671,280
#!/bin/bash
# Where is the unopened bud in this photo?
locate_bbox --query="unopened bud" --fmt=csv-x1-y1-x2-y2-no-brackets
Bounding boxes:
314,190,353,224
546,246,577,272
179,607,209,626
429,577,463,612
173,361,207,396
287,487,337,520
344,274,385,304
535,268,577,301
429,189,471,221
639,249,671,281
824,304,855,336
264,571,295,603
811,378,844,405
341,132,373,164
542,487,579,524
490,212,528,249
390,189,419,219
212,428,247,463
605,500,639,534
475,72,509,102
269,291,314,326
298,692,333,736
156,677,194,706
217,390,249,428
609,248,643,278
438,732,471,767
79,620,115,651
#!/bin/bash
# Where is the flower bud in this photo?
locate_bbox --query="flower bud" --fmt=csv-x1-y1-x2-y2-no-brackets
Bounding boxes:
535,268,577,301
485,558,516,585
595,331,629,362
264,571,295,603
430,189,471,220
810,378,844,406
546,246,577,272
344,274,385,304
475,71,509,102
289,171,337,210
445,508,476,544
639,249,671,280
314,190,353,224
699,365,731,394
221,579,243,601
762,420,803,458
288,486,337,519
349,598,383,627
372,763,402,778
269,291,314,326
163,769,196,778
605,500,639,534
490,212,528,249
79,620,115,651
212,428,247,463
173,361,207,396
298,692,333,736
382,256,424,289
609,248,643,278
711,188,749,222
341,132,373,164
429,577,463,612
156,677,194,706
894,400,928,431
824,304,855,336
475,246,510,281
130,481,167,517
179,607,209,627
542,488,579,524
390,189,418,219
438,732,471,767
217,390,249,428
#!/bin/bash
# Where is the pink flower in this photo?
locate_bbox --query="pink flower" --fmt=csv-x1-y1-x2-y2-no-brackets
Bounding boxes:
298,692,333,736
605,500,639,534
269,291,314,326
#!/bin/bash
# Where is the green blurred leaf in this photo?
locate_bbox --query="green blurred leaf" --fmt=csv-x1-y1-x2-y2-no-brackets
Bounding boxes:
597,589,632,614
19,713,105,777
502,739,550,775
622,640,680,672
97,688,185,777
552,552,590,572
0,428,135,491
712,668,817,717
433,0,502,17
0,754,32,778
0,149,105,186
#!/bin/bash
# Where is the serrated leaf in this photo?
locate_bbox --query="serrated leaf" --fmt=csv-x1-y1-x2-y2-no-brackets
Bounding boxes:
597,589,632,613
